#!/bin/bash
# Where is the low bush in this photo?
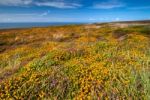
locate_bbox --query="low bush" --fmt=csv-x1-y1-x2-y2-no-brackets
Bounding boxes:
140,26,150,35
112,28,129,38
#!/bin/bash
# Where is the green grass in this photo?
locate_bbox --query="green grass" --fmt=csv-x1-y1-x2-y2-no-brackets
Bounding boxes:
0,24,150,99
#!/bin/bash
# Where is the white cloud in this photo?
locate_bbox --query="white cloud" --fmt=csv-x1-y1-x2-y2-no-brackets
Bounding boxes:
128,6,150,10
114,17,120,21
35,1,82,8
88,18,96,21
93,0,125,9
0,12,77,22
0,0,32,6
0,0,82,9
40,10,51,16
0,13,37,16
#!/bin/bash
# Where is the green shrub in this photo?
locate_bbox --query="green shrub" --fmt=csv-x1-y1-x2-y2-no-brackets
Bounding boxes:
140,26,150,35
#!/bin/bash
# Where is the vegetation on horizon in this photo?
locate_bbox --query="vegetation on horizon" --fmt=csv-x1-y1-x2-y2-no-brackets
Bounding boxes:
0,24,150,99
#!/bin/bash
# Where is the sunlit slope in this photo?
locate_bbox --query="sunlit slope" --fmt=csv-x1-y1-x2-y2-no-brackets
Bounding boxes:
0,24,150,99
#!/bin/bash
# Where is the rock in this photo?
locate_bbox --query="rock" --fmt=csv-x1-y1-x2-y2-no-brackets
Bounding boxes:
118,35,127,41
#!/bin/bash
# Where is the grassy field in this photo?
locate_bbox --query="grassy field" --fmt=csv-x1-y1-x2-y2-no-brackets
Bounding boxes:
0,23,150,99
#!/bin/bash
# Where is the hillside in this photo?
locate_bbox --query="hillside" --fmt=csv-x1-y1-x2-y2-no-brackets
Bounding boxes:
0,22,150,99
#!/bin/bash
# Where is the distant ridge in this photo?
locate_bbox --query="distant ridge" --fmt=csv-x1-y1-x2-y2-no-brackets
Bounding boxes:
94,20,150,25
111,20,150,24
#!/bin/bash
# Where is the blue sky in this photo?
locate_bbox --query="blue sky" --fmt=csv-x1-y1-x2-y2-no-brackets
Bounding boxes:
0,0,150,22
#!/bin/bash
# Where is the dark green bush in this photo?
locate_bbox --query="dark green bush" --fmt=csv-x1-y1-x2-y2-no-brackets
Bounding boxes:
140,26,150,35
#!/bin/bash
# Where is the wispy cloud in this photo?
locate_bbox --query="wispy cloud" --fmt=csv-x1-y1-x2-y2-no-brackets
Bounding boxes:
0,14,77,22
40,10,51,16
0,11,51,17
0,0,82,9
128,6,150,10
35,1,82,8
114,17,120,21
0,0,32,6
0,13,37,16
93,0,125,9
88,18,96,21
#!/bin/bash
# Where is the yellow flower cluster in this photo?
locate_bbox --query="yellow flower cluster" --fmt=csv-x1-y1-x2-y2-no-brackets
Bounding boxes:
0,25,149,99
